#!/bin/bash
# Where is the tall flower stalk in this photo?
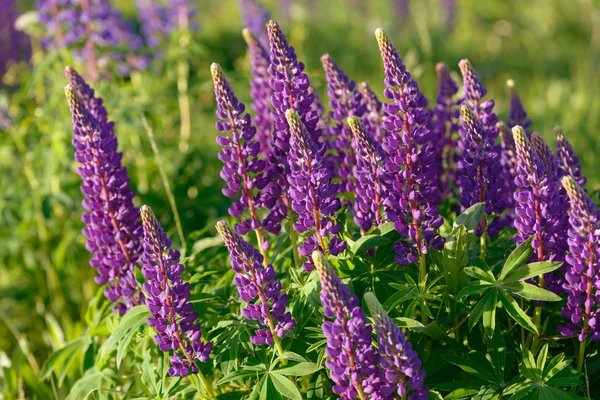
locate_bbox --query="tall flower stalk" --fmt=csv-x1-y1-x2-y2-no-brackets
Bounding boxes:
559,177,600,371
358,82,384,144
498,122,517,226
364,292,428,399
555,126,586,189
375,28,444,275
140,206,215,398
312,251,380,399
286,109,345,270
348,117,387,233
216,221,295,355
64,68,143,314
211,63,271,262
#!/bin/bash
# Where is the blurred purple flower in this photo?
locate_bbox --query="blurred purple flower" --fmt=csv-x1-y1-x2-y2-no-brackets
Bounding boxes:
238,0,270,49
358,82,384,144
555,126,586,189
506,80,532,133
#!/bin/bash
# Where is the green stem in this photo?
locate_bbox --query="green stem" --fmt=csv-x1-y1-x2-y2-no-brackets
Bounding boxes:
192,370,217,400
255,229,270,267
177,56,191,152
480,231,487,259
530,274,545,353
577,341,586,372
419,253,432,360
287,206,301,267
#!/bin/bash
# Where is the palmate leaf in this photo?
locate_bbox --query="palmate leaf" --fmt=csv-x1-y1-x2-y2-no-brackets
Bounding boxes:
501,282,562,302
499,236,534,280
454,202,486,231
270,372,302,400
442,354,497,383
482,290,498,338
488,326,506,382
469,290,495,331
464,266,496,283
498,291,538,334
503,261,563,283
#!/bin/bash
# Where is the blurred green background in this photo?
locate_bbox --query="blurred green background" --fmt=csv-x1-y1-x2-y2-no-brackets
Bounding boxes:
1,0,599,396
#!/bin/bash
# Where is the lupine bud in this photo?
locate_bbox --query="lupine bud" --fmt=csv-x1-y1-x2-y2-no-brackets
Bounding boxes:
312,252,381,399
512,127,568,266
239,0,270,49
364,292,428,399
243,28,274,157
457,106,506,236
375,28,444,266
348,117,387,232
141,206,212,376
559,177,600,342
64,69,143,314
431,62,460,200
506,79,532,133
320,53,365,197
286,110,345,270
211,63,278,240
358,82,384,143
555,126,586,188
216,221,295,346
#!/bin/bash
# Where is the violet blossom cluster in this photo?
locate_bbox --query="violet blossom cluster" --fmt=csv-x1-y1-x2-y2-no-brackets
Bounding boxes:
135,0,170,48
0,0,31,77
431,62,460,200
312,251,381,399
168,0,198,31
320,53,365,196
286,109,345,270
555,126,586,189
506,80,532,133
216,221,295,346
243,28,274,157
358,82,384,144
364,292,428,399
348,117,387,232
559,177,600,342
211,63,273,241
238,0,270,49
375,28,444,265
512,127,568,262
140,206,212,376
64,67,143,314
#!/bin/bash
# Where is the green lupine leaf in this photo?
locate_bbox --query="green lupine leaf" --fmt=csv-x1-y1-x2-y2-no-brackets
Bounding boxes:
469,290,496,331
274,362,321,377
500,236,535,280
502,261,563,283
488,326,506,381
482,290,498,338
442,354,497,383
464,266,496,283
350,234,390,254
454,202,486,231
536,344,549,373
39,334,91,384
270,373,302,400
457,283,493,299
502,282,562,302
498,291,538,334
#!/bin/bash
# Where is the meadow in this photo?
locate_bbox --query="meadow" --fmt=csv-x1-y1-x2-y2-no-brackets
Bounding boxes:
1,0,600,399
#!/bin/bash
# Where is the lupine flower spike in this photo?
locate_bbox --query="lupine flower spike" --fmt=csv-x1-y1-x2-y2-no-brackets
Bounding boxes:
559,177,600,371
375,28,444,267
216,221,295,355
64,69,143,314
457,106,506,245
506,79,532,133
239,0,270,49
312,251,381,399
243,28,274,157
358,82,384,143
320,53,365,196
286,109,345,270
140,206,213,378
431,62,460,200
348,117,387,233
364,292,428,399
555,126,586,189
498,122,517,225
211,63,274,258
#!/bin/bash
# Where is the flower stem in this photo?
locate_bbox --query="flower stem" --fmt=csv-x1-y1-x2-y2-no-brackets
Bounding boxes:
254,229,270,267
193,370,217,400
287,205,301,267
480,232,487,259
577,341,586,372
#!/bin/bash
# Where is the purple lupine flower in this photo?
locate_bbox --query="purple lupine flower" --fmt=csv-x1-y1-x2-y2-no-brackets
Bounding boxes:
559,177,600,342
140,206,212,376
457,105,506,237
286,109,345,270
168,0,198,31
441,0,457,32
312,251,381,399
243,28,274,157
0,0,31,77
375,28,444,266
136,0,170,47
320,53,365,196
358,82,384,143
64,69,143,314
348,117,387,232
498,122,517,226
555,126,586,189
506,79,532,133
393,0,410,25
216,221,295,347
364,292,428,399
36,0,77,49
431,62,460,200
238,0,270,49
211,63,273,245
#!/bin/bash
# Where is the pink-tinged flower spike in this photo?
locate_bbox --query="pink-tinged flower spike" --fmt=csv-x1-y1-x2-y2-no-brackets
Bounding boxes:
506,79,532,133
457,106,506,243
498,122,517,226
286,109,345,271
216,221,295,355
320,53,366,198
312,252,382,399
358,82,384,144
243,28,274,157
555,126,586,189
348,117,387,233
431,62,460,201
64,77,143,315
211,63,277,258
364,292,428,399
375,28,445,267
559,177,600,371
141,206,213,380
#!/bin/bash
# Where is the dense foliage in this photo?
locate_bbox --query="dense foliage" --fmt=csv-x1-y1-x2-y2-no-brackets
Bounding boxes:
1,0,600,399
